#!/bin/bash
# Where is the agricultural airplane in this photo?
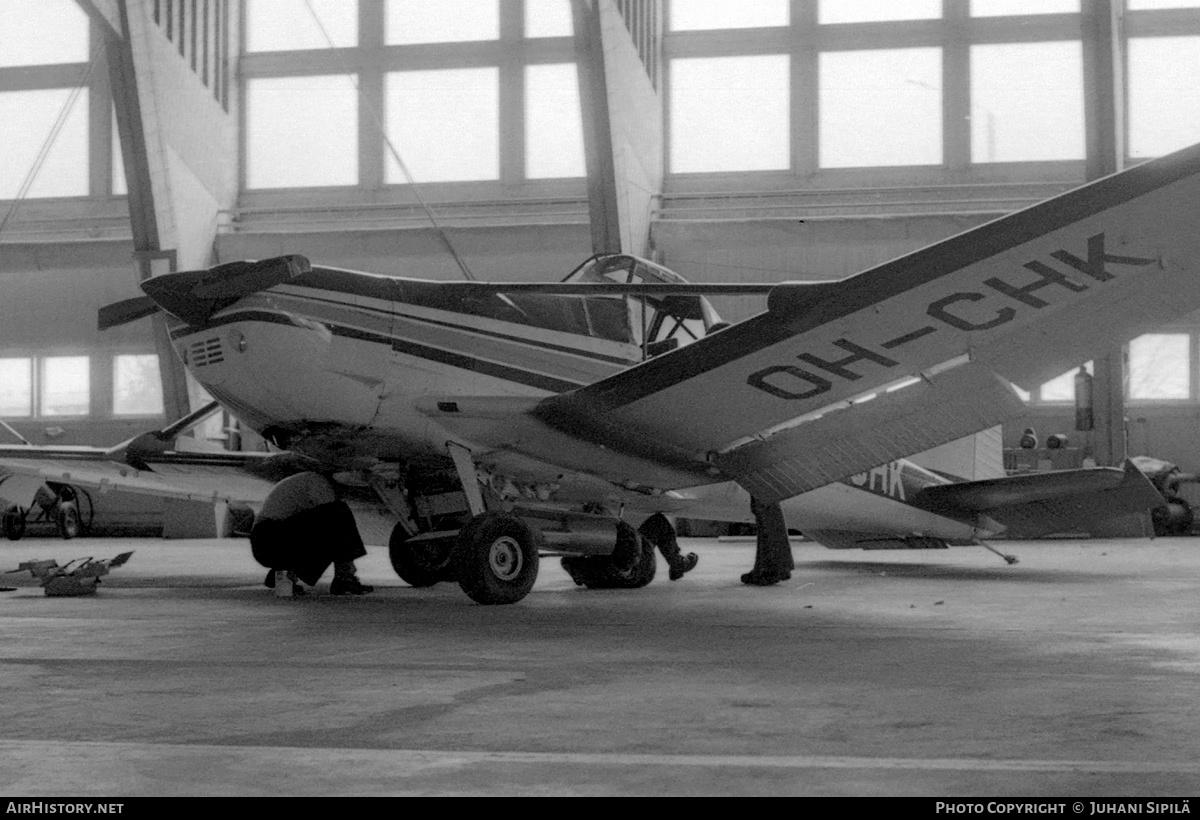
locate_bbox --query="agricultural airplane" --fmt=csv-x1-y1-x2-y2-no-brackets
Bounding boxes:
9,142,1200,605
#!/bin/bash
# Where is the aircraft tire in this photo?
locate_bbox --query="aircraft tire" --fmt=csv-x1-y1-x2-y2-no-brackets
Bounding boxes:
562,522,658,590
2,507,25,541
57,503,81,540
454,512,541,605
389,525,457,588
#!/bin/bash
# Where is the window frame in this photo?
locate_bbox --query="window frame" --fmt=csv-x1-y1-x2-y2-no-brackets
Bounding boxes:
238,0,585,203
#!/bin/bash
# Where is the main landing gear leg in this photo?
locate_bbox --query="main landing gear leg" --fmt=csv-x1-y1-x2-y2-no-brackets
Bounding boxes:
444,442,542,605
742,496,794,586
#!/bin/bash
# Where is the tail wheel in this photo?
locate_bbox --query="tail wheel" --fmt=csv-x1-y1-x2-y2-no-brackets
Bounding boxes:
561,522,657,590
57,503,81,540
388,524,457,588
1152,498,1193,536
3,507,26,541
454,512,541,605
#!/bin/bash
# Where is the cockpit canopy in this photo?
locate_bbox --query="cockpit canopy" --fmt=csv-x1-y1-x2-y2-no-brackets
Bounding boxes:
564,254,723,356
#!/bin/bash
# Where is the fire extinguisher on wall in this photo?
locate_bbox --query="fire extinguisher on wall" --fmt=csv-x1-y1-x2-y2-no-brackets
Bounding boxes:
1074,366,1094,431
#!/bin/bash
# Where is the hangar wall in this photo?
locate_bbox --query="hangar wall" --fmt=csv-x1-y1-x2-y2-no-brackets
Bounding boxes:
0,238,165,447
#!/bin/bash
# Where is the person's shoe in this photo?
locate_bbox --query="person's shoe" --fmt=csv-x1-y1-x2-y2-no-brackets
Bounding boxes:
264,570,276,589
560,557,588,586
668,552,699,581
291,584,307,597
740,569,790,586
330,577,374,595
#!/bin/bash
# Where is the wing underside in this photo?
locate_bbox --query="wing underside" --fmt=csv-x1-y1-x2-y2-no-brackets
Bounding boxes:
522,141,1200,497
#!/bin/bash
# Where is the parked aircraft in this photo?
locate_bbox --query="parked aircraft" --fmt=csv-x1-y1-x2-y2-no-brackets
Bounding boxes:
44,141,1200,604
0,402,317,540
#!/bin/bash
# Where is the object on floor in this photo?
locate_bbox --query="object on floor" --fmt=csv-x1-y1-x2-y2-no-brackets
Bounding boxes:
3,551,134,596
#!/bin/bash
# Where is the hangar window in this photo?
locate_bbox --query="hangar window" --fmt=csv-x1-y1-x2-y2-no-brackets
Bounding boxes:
113,355,165,417
1129,334,1191,401
969,42,1085,163
818,0,941,25
970,0,1079,15
525,64,585,179
0,89,89,200
385,0,498,44
669,55,790,173
245,0,358,52
1127,37,1200,158
40,357,89,418
671,0,788,30
245,75,359,189
0,359,34,419
385,68,499,183
525,0,573,38
0,0,89,68
818,48,943,168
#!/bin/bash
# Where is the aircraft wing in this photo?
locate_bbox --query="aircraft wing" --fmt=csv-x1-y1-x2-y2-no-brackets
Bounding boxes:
523,141,1200,500
913,459,1163,538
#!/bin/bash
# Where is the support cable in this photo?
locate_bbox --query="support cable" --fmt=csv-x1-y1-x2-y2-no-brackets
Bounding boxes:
0,54,99,239
302,0,477,281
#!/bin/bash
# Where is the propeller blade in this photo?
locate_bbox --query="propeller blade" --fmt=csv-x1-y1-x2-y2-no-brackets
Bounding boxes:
139,255,312,326
98,295,161,331
189,255,311,299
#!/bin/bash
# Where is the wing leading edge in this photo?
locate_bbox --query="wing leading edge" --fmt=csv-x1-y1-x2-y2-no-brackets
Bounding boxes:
529,140,1200,498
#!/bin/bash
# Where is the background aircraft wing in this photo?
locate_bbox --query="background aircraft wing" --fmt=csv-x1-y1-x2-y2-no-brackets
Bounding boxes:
0,450,299,511
913,459,1163,538
526,141,1200,500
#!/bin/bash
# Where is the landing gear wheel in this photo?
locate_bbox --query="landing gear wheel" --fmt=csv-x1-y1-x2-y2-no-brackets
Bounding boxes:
560,521,657,589
388,524,457,588
3,507,25,541
454,512,541,605
1152,499,1193,536
57,503,81,539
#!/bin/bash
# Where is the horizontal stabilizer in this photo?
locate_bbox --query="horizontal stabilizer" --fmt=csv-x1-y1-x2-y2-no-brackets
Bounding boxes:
915,459,1163,538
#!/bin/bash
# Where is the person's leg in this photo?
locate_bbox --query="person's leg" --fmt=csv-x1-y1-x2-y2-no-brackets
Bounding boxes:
250,519,306,596
742,496,794,586
275,500,370,592
638,513,698,581
321,501,373,595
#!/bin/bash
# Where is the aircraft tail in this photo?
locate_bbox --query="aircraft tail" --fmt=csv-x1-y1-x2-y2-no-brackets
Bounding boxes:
908,427,1006,483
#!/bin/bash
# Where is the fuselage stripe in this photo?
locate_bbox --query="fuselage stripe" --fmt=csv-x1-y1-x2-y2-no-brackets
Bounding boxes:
276,287,637,366
172,310,587,394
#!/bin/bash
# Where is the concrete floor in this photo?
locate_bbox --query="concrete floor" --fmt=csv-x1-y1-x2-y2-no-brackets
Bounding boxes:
1,534,1199,796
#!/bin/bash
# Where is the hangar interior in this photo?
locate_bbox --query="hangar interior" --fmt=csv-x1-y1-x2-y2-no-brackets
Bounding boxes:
2,0,1200,516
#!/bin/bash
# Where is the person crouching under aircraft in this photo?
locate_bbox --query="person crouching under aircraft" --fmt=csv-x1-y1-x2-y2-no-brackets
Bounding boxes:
251,471,374,596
